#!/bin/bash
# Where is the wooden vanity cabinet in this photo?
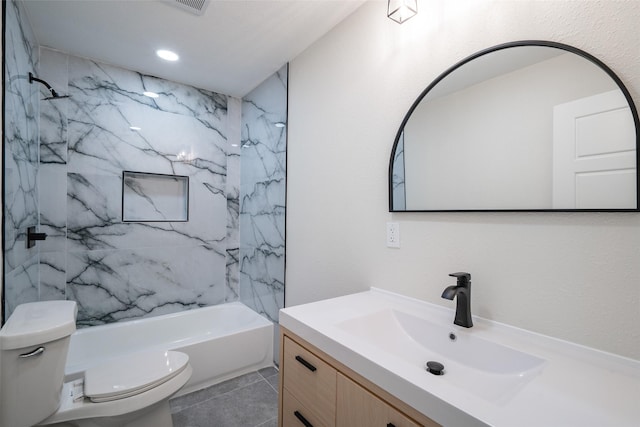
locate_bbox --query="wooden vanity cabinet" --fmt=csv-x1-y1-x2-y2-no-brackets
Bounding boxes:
279,328,440,427
282,335,336,427
336,373,420,427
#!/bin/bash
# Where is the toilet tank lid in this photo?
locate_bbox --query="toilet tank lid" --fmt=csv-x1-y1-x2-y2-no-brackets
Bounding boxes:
0,301,77,350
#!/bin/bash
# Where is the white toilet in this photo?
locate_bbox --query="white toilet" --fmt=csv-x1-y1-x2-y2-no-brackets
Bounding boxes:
0,301,192,427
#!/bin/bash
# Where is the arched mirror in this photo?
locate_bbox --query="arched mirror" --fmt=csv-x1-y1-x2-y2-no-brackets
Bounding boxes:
389,41,639,212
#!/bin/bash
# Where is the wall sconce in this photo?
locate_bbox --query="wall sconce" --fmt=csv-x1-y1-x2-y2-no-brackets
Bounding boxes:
387,0,418,24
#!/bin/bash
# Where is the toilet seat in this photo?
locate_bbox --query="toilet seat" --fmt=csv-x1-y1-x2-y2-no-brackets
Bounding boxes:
84,350,189,403
38,360,192,425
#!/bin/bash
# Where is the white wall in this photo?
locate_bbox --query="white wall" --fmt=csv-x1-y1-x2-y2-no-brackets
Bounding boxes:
286,0,640,360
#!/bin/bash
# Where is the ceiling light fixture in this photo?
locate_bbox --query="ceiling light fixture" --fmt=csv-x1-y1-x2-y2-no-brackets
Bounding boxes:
274,122,286,128
156,49,179,61
143,91,159,98
387,0,418,24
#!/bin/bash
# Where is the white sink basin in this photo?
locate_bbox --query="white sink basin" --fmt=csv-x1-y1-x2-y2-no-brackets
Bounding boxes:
280,288,640,426
337,309,545,403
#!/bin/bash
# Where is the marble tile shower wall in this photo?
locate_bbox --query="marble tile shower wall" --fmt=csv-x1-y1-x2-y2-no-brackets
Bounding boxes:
240,66,287,325
34,47,240,326
226,98,242,303
3,0,40,317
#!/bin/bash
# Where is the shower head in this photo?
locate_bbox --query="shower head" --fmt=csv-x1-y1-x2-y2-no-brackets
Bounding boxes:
28,72,69,100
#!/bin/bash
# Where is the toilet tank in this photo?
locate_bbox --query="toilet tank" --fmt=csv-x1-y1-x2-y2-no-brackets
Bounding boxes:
0,301,77,427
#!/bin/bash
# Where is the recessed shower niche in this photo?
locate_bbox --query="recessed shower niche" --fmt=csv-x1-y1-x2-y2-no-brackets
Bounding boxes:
122,171,189,222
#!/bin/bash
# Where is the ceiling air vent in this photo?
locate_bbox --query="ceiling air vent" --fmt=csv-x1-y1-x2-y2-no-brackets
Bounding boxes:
163,0,210,16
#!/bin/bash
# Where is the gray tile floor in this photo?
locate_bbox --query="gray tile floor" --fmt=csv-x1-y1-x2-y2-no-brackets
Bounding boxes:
170,367,279,427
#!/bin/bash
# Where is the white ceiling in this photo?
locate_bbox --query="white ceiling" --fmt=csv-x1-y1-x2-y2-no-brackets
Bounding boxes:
23,0,365,97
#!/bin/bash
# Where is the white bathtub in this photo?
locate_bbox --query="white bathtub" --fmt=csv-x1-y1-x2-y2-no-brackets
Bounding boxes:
65,302,274,396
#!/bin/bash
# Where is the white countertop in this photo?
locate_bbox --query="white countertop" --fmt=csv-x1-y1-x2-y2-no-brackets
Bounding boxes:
279,288,640,427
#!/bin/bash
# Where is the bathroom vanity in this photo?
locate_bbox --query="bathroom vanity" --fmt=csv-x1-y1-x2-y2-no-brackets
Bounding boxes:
279,330,439,427
278,289,640,426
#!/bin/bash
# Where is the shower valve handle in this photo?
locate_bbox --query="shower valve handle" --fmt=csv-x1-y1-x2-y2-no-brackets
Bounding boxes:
26,226,48,248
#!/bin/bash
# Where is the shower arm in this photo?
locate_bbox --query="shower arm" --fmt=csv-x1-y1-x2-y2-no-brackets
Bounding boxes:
28,72,61,98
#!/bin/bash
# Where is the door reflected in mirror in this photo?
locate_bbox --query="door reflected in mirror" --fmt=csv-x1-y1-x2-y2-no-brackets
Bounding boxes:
389,41,639,212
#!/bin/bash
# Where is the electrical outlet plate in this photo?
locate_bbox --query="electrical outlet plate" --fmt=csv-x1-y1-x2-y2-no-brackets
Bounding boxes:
386,222,400,248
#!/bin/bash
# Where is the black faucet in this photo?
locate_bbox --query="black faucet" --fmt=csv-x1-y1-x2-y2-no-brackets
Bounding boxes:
441,272,473,328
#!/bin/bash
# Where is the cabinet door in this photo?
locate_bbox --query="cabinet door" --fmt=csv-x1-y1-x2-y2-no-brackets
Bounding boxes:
337,373,420,427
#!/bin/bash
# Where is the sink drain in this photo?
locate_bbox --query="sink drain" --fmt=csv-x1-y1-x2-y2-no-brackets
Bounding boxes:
426,360,445,376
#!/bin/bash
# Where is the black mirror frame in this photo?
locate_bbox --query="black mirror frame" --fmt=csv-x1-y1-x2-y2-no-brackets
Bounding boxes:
388,40,640,213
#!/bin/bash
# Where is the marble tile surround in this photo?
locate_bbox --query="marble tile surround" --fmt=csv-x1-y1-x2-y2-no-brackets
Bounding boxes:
3,0,40,316
4,0,286,329
240,66,288,325
33,48,236,325
226,97,242,303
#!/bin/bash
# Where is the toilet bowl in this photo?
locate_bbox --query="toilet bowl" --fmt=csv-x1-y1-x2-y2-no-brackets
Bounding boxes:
0,301,192,427
39,349,192,427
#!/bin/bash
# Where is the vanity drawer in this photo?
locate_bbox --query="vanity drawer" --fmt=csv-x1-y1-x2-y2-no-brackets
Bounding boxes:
283,337,336,426
337,373,422,427
282,388,330,427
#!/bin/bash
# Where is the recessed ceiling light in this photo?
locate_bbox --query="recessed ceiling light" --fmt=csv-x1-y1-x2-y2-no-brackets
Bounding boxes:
143,91,159,98
129,126,142,131
156,49,179,61
274,122,286,128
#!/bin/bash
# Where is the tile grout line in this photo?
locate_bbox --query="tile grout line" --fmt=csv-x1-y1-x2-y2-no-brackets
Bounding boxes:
171,370,279,427
264,375,279,393
171,373,268,413
255,416,278,427
257,366,279,379
173,376,277,414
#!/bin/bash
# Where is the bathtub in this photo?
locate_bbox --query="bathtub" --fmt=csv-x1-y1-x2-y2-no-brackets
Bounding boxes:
64,302,274,396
